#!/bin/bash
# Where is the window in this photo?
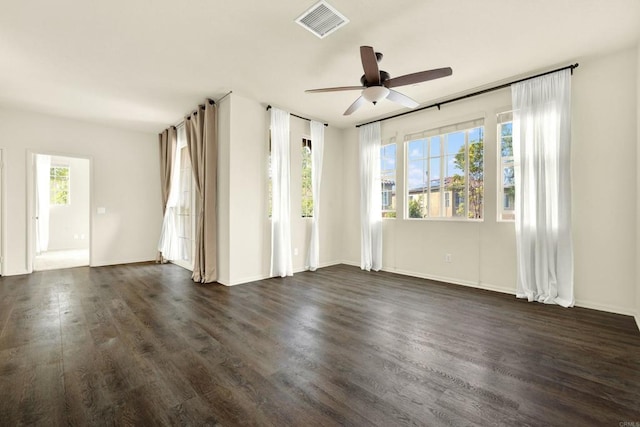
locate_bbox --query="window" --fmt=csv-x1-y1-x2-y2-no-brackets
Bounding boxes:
301,137,313,217
268,135,272,218
381,140,397,218
498,112,515,221
50,166,70,205
172,125,196,270
406,119,484,219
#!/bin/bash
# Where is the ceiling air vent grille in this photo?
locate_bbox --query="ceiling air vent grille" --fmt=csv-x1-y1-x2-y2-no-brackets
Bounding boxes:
295,1,349,39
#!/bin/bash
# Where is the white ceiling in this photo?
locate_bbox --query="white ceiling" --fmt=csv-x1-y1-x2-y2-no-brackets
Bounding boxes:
1,0,638,133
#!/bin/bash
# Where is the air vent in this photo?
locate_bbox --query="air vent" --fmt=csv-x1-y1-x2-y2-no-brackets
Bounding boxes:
295,1,349,39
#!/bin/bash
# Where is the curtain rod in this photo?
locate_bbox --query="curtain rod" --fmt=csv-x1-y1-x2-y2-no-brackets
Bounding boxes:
266,105,328,127
355,63,579,128
170,91,233,128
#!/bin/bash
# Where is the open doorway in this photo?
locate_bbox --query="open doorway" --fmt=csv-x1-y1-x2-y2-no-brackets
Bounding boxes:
32,154,90,271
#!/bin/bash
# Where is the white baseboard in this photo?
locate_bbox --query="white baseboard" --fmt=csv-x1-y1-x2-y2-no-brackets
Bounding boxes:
382,266,514,295
91,258,156,267
219,273,270,286
340,260,360,268
219,260,345,286
573,299,636,317
319,260,343,269
2,268,29,277
339,262,638,319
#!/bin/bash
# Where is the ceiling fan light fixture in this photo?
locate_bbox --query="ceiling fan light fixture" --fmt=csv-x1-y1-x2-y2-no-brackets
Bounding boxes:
362,86,389,103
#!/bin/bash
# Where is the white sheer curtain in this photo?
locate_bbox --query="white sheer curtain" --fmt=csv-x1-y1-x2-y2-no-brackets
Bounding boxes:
512,69,573,307
270,107,293,277
307,120,324,271
158,128,184,261
35,154,51,254
359,122,382,271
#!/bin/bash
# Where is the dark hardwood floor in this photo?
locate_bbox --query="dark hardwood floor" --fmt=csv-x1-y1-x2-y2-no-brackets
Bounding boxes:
0,263,638,426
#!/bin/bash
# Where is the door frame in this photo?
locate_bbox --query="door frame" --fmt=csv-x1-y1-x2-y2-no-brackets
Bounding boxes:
26,150,93,273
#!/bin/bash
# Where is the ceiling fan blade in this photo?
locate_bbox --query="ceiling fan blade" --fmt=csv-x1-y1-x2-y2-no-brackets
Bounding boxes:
344,96,366,115
385,67,453,88
305,86,364,93
360,46,380,86
386,89,419,109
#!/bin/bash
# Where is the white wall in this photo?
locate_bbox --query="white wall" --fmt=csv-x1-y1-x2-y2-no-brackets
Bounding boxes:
342,46,638,316
572,47,637,315
217,97,232,284
48,155,90,251
217,93,344,285
0,107,161,275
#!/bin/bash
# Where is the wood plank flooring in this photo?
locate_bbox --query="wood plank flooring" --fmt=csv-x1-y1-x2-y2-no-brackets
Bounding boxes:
0,263,639,426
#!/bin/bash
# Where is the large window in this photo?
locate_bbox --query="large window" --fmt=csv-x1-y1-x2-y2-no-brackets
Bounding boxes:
301,137,313,217
498,112,515,221
380,140,396,218
406,119,484,219
50,166,70,205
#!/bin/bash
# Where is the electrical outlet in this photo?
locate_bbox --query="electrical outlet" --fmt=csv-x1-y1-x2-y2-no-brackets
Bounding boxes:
294,248,299,256
445,253,452,263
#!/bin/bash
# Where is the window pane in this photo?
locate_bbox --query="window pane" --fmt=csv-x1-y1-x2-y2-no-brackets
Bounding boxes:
498,120,514,221
428,157,440,217
50,166,70,205
430,136,441,157
501,122,513,157
381,142,397,218
408,139,426,160
301,139,313,217
407,142,427,218
446,132,465,156
467,130,484,219
407,159,426,193
503,165,515,187
444,153,465,217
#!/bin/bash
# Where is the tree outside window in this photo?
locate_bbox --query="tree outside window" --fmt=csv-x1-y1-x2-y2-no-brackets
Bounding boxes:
50,166,70,205
301,138,313,217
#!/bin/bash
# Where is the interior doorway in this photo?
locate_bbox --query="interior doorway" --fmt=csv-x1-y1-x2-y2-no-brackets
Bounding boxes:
31,153,90,271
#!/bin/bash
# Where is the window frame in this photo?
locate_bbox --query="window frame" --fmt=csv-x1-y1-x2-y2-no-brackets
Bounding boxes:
404,119,484,221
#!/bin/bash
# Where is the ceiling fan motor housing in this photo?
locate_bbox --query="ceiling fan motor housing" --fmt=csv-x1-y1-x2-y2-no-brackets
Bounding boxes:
360,70,390,87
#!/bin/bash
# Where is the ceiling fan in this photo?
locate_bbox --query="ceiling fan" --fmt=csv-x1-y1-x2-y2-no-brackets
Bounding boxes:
306,46,453,115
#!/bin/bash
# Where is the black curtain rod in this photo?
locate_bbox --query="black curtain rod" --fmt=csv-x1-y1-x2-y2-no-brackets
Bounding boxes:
355,63,579,128
266,105,328,127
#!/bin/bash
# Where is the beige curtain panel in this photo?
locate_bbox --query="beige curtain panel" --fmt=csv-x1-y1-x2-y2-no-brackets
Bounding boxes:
159,127,177,211
185,101,218,283
158,126,177,263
